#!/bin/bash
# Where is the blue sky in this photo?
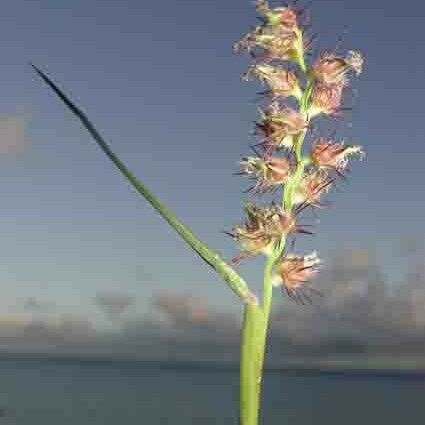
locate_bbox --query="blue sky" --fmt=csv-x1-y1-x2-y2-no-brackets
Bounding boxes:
0,0,423,339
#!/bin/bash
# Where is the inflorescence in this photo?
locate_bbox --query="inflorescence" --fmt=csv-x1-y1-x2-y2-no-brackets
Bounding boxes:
227,0,364,303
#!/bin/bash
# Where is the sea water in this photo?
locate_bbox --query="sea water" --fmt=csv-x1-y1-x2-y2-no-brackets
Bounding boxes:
0,357,423,424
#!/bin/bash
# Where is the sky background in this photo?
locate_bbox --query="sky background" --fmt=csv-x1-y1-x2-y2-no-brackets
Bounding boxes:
0,0,423,362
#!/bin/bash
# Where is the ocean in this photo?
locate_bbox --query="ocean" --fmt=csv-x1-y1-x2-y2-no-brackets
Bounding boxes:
0,356,423,424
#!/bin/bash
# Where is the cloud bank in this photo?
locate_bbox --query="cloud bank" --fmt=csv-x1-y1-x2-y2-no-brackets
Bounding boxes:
0,246,424,367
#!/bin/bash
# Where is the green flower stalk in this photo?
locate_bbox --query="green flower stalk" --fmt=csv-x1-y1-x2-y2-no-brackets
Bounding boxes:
31,1,364,424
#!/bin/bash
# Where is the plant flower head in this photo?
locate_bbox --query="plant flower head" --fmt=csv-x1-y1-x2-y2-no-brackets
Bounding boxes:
243,64,302,100
309,82,344,117
310,138,364,174
255,0,299,28
227,203,309,263
309,51,363,117
234,0,306,67
293,170,333,210
239,154,293,193
312,50,364,86
272,252,321,302
255,103,308,151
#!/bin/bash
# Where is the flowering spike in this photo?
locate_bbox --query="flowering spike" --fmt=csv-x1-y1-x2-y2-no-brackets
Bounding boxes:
232,1,366,423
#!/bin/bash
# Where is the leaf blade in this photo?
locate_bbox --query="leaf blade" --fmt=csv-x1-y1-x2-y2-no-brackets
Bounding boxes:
31,63,257,305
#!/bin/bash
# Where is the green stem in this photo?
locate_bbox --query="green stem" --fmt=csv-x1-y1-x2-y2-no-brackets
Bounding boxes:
31,63,257,306
262,253,277,317
239,302,264,425
257,253,278,387
239,253,277,425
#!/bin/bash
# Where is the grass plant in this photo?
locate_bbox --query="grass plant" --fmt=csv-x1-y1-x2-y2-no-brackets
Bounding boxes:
32,2,364,423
